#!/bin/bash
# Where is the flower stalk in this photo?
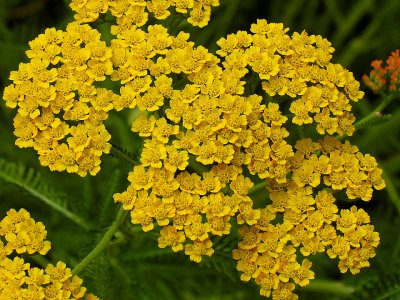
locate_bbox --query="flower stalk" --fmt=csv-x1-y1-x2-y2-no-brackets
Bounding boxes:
72,206,128,276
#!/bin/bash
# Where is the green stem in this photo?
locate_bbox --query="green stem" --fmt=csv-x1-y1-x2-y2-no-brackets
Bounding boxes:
188,155,209,175
249,181,267,194
110,145,138,167
303,279,355,295
72,206,128,275
355,94,394,129
30,254,51,269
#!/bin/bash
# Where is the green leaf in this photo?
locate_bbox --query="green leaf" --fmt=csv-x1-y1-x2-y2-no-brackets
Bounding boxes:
342,271,400,300
355,113,392,130
0,158,91,230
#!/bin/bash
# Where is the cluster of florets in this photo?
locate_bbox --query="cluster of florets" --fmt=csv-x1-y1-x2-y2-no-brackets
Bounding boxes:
70,0,220,28
0,208,98,299
232,136,381,299
217,20,364,136
3,0,221,177
110,19,384,299
363,49,400,93
2,2,385,298
291,137,385,201
3,23,113,176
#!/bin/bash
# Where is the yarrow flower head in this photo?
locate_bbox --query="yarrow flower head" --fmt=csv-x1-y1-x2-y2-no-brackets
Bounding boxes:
3,0,222,177
69,0,220,28
2,2,385,299
0,208,98,299
111,17,383,299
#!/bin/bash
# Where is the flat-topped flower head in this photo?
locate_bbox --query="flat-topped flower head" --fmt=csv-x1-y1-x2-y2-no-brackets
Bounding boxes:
0,208,97,299
2,1,385,297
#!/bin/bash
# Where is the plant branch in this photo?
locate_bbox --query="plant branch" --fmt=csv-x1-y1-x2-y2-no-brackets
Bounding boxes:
249,181,267,195
355,94,395,129
110,145,138,167
72,206,128,275
303,279,355,295
188,155,209,175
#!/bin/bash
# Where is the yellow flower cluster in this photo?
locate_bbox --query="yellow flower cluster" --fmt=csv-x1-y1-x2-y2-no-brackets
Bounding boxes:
232,138,381,299
3,0,220,176
70,0,220,28
292,137,385,201
217,19,364,136
0,208,98,299
2,1,385,297
233,199,379,298
106,17,383,298
3,24,113,176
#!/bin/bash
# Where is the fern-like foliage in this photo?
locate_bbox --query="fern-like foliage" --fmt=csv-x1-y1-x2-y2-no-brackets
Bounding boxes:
109,143,138,168
342,271,400,300
0,158,91,230
81,252,112,299
201,235,241,281
355,114,392,130
97,169,122,227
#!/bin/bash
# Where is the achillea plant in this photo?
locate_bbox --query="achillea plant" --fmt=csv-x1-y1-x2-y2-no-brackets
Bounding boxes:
1,1,388,299
0,208,98,299
363,49,400,93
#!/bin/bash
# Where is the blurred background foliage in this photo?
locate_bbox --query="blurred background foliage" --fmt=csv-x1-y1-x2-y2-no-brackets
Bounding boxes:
1,0,400,299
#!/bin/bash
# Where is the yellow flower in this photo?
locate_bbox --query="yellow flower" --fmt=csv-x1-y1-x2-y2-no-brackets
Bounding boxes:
0,208,96,298
317,224,337,246
152,118,180,144
176,171,203,195
292,259,315,287
131,113,156,137
300,236,325,256
76,149,102,176
137,88,165,111
163,147,189,172
237,203,261,225
252,52,281,80
207,216,231,236
193,141,217,165
290,99,313,125
184,215,210,241
151,199,176,226
336,208,358,233
147,0,171,20
326,236,350,259
262,103,288,126
230,175,254,196
187,4,211,28
127,164,154,190
292,161,320,188
113,188,136,211
131,209,154,232
158,225,186,252
184,238,214,262
196,171,222,194
57,143,80,173
140,139,167,168
67,123,91,153
45,261,71,283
